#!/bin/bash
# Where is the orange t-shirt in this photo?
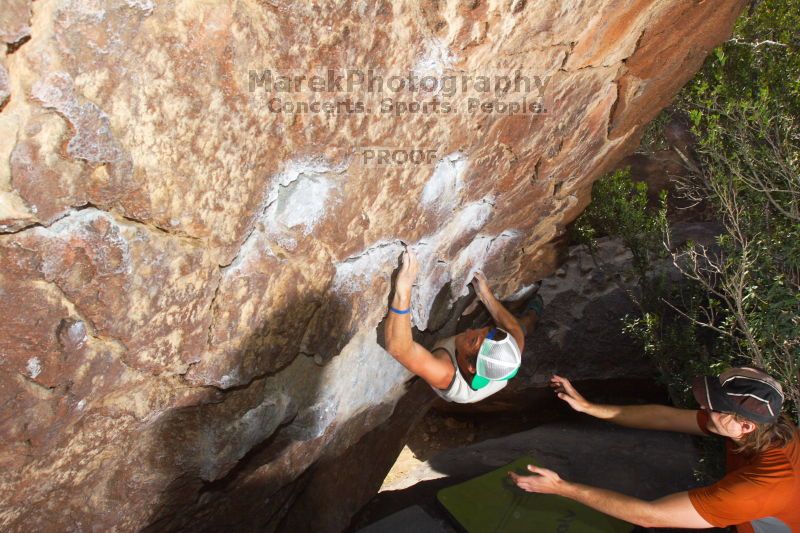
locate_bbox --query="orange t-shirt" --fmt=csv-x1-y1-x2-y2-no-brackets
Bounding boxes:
688,410,800,533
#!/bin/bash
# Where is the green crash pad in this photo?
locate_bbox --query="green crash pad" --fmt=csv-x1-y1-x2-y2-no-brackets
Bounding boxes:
437,456,633,533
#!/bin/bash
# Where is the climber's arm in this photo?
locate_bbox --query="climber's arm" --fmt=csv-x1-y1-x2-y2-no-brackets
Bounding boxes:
472,272,525,353
385,251,453,389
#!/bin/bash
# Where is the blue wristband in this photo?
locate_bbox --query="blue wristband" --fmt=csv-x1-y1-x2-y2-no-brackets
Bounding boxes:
389,306,411,315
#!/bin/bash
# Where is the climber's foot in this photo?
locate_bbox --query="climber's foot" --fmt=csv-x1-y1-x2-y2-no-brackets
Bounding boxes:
517,293,544,336
522,293,544,319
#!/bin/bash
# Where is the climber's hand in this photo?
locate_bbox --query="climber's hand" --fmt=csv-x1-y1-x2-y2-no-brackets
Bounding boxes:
395,249,419,293
508,465,564,495
471,271,495,305
550,375,591,413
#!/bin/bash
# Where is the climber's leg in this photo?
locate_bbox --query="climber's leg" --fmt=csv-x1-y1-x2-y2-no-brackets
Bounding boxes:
517,293,543,336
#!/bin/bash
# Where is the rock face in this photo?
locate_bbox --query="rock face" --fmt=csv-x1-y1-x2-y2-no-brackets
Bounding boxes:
0,1,744,531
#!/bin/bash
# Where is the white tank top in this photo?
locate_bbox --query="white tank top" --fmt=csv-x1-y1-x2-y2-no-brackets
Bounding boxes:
430,336,507,404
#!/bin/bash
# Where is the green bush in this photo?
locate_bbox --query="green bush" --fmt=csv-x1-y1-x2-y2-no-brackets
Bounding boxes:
572,169,716,409
673,0,799,419
571,168,668,278
599,0,800,421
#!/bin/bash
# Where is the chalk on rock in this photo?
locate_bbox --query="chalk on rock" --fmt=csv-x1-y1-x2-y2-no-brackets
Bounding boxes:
57,318,87,352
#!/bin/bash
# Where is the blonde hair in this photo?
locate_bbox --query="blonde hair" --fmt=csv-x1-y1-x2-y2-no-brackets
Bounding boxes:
732,413,797,456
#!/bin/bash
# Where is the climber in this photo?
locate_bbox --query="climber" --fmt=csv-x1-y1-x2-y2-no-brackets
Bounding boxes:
384,249,542,403
508,368,800,531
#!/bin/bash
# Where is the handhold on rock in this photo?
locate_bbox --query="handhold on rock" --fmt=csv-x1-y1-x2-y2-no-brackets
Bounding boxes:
57,318,87,353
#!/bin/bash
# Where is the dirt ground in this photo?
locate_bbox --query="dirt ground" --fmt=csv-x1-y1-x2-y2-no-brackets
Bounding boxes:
381,404,573,490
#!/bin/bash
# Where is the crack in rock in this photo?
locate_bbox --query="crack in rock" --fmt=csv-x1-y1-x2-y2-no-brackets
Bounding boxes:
1,0,32,50
0,62,10,111
329,240,405,296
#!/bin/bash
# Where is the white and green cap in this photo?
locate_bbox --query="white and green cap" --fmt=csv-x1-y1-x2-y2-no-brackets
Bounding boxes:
471,328,521,390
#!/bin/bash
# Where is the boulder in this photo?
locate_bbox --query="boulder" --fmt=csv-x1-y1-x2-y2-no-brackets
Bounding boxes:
0,1,745,530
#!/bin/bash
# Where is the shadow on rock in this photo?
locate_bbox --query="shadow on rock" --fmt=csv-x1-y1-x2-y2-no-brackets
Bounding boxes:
141,291,345,532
